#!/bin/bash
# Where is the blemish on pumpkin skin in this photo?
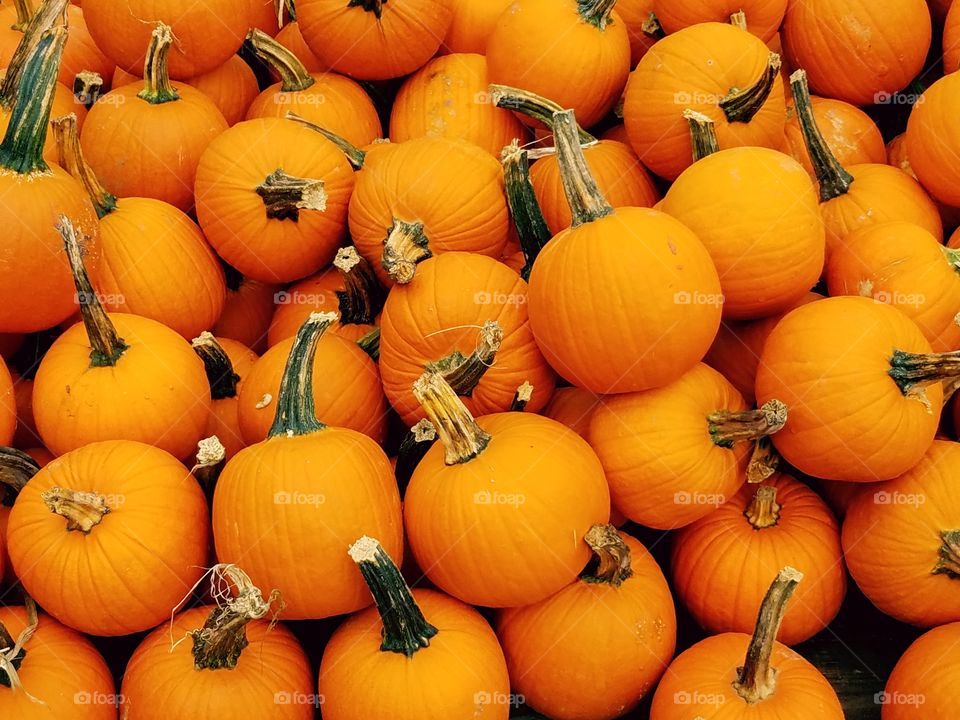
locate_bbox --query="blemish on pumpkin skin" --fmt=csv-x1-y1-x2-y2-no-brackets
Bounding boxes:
255,393,272,409
666,239,677,255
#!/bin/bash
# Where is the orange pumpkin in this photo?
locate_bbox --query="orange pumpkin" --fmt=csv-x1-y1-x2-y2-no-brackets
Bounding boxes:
212,312,404,619
195,117,355,283
379,252,556,426
945,0,960,74
782,0,931,106
441,0,512,54
590,362,786,529
623,22,786,181
0,447,39,584
120,567,314,720
79,24,229,212
616,0,662,66
7,439,209,635
319,536,511,720
496,526,676,720
185,54,260,126
249,0,282,34
541,386,601,439
0,357,14,446
10,370,38,448
32,218,211,459
297,0,453,80
349,137,510,286
672,474,846,644
906,71,960,208
655,0,787,41
213,269,279,354
0,603,116,718
273,20,326,73
843,440,960,626
882,621,960,719
649,568,844,719
405,371,610,607
192,333,258,460
755,296,944,482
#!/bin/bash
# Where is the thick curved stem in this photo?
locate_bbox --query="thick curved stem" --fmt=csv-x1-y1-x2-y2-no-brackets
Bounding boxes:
244,28,315,92
382,219,430,284
356,326,380,361
708,400,788,449
578,0,617,29
745,485,781,529
256,169,327,221
489,84,596,144
553,109,613,226
138,23,180,104
889,349,960,409
10,0,34,31
413,372,491,465
334,246,386,325
395,419,437,497
425,320,503,398
502,141,551,281
580,524,633,587
684,109,719,161
720,53,781,124
285,111,366,168
0,0,66,110
746,437,780,484
934,530,960,578
42,486,110,533
52,114,117,218
0,447,40,506
191,332,241,400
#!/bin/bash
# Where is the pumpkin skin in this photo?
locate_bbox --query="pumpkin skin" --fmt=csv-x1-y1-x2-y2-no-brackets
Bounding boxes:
379,253,556,427
672,473,846,645
274,21,326,73
496,532,676,720
83,0,255,79
119,607,314,720
0,607,116,719
297,0,453,81
755,296,942,482
197,336,258,460
486,0,630,129
391,53,528,156
882,622,960,719
11,371,39,448
185,54,260,126
843,440,960,627
616,0,662,66
529,140,659,235
349,138,510,287
623,22,787,181
7,440,209,635
249,0,282,34
541,386,601,439
906,73,960,208
0,356,14,446
214,274,279,354
945,0,960,74
660,146,824,320
655,0,787,41
781,0,931,107
195,118,355,283
783,96,886,178
441,0,512,54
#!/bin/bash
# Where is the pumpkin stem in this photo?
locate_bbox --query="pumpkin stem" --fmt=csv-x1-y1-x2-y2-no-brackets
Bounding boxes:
356,326,380,361
707,399,788,448
683,108,719,161
0,447,40,506
0,24,65,173
52,113,118,218
510,381,534,412
191,332,241,400
933,530,960,578
72,70,103,109
413,371,491,465
641,12,664,38
746,437,780,484
10,0,35,31
730,10,748,29
256,168,328,221
382,219,431,285
789,69,854,202
190,564,283,670
0,0,66,110
580,524,633,587
349,535,438,656
733,566,804,703
191,436,227,502
267,311,337,439
59,215,130,367
577,0,617,29
488,84,596,143
719,52,780,124
502,140,551,281
41,486,111,533
0,595,38,694
348,0,384,19
395,419,437,497
244,29,315,93
425,320,503,398
745,485,781,529
889,349,960,407
942,246,960,275
284,111,367,168
334,246,386,326
552,108,614,226
138,23,180,104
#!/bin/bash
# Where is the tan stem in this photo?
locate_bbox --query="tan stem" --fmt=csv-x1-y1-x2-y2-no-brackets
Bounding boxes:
0,595,38,695
52,114,117,218
708,400,788,448
10,0,34,30
413,372,491,465
488,84,596,143
553,108,613,226
746,437,780,484
934,530,960,578
684,108,719,161
581,524,633,587
745,485,781,529
425,320,503,397
256,169,327,221
138,23,180,104
72,70,103,110
285,111,367,169
334,246,385,325
41,486,110,533
0,447,40,504
510,381,534,412
382,219,430,284
244,29,315,93
730,10,748,29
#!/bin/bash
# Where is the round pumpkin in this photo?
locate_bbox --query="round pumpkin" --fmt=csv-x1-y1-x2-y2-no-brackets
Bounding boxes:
881,622,960,719
0,356,14,446
655,0,787,41
274,20,326,73
615,0,661,66
496,526,676,720
7,439,209,635
541,386,601,439
0,447,39,584
185,53,260,126
192,333,258,460
213,270,279,354
945,0,960,74
441,0,512,54
906,71,960,208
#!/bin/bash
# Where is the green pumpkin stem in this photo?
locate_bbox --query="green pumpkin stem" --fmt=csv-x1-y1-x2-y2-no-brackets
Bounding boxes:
502,141,551,281
382,219,431,285
425,320,503,398
933,530,960,578
708,400,788,448
72,70,103,110
730,10,748,29
0,24,65,172
285,111,367,169
943,246,960,275
889,349,960,408
789,69,853,202
580,524,633,587
0,595,37,692
191,564,284,670
267,311,336,439
745,485,781,529
256,168,328,221
488,84,596,144
395,418,437,497
552,108,614,226
684,108,719,161
578,0,617,29
334,246,386,326
413,371,491,465
191,332,241,400
10,0,34,30
138,23,180,104
349,535,438,657
244,29,315,93
0,447,40,507
0,0,66,110
733,566,803,703
356,326,380,361
59,215,130,367
41,486,111,533
719,52,780,124
510,381,534,412
52,113,118,218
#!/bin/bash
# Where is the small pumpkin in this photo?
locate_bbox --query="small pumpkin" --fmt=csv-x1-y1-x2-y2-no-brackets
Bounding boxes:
79,24,229,212
616,0,663,66
192,333,258,460
0,357,14,446
7,439,209,635
249,0,282,35
541,386,601,439
185,53,260,126
213,268,279,354
274,19,326,73
194,117,355,283
119,566,314,720
945,0,960,74
649,567,844,719
32,217,211,459
0,447,39,584
441,0,512,54
496,525,676,720
212,312,404,619
882,621,960,719
10,370,38,448
655,0,787,41
672,474,846,644
905,71,960,208
320,536,511,720
297,0,453,80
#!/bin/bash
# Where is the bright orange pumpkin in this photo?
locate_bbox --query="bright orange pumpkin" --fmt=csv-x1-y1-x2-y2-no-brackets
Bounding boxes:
616,0,662,66
655,0,787,41
192,333,258,460
248,0,282,35
185,53,260,126
945,0,960,73
0,356,14,446
541,386,601,439
0,447,39,584
441,0,512,54
273,20,326,73
212,312,404,619
213,269,279,354
906,71,960,208
882,621,960,719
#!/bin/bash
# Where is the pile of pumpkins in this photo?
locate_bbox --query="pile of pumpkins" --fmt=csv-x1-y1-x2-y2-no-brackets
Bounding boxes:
3,0,960,718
